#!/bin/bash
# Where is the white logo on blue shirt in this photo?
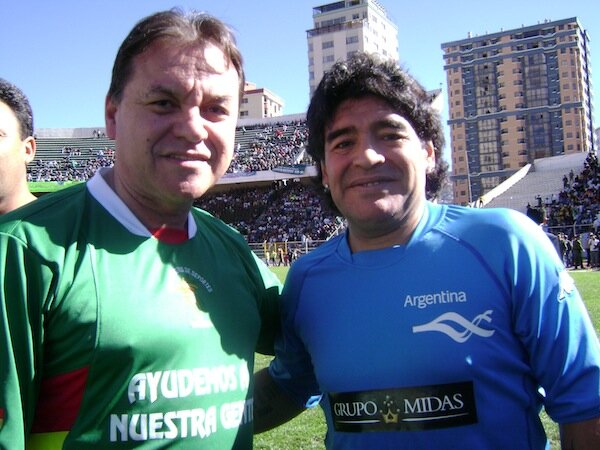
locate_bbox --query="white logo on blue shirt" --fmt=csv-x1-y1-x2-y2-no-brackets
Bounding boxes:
413,311,495,343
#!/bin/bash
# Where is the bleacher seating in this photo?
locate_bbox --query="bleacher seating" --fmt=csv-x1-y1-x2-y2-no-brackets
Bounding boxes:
485,153,589,213
30,122,599,249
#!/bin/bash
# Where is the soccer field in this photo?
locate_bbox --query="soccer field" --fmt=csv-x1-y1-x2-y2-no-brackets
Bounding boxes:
255,269,600,449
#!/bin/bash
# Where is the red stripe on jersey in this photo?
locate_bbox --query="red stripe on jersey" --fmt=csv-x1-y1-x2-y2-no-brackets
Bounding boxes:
31,366,89,432
151,227,188,244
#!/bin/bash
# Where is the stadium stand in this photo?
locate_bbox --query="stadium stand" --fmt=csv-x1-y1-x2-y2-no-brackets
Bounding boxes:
30,120,599,267
484,152,590,213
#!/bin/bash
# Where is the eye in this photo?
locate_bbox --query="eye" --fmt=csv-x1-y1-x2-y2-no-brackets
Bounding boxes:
202,103,232,121
328,139,353,153
381,130,406,142
148,98,177,113
207,104,229,116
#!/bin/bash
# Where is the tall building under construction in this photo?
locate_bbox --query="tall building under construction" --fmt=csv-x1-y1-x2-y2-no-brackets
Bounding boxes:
442,18,594,205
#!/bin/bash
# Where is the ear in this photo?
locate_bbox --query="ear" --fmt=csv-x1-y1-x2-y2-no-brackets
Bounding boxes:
105,95,118,140
22,136,36,164
320,160,329,188
422,140,436,173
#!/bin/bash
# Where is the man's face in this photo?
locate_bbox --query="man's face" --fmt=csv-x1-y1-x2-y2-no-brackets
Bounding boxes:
105,39,240,214
321,96,434,247
0,102,35,201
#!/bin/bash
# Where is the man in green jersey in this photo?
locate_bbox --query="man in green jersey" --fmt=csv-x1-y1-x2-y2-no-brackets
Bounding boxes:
0,9,280,449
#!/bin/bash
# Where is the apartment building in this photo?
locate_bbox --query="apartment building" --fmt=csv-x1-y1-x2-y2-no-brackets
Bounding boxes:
442,18,594,204
239,82,285,120
307,0,399,96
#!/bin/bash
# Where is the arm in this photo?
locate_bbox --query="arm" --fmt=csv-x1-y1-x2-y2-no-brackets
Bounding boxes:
250,250,282,356
0,233,48,449
560,418,600,450
253,368,306,433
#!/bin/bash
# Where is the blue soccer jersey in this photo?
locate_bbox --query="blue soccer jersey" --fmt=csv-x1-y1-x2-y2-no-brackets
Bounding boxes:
269,202,600,449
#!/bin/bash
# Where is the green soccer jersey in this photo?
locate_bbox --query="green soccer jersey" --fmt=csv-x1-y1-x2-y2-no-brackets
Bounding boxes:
0,170,281,449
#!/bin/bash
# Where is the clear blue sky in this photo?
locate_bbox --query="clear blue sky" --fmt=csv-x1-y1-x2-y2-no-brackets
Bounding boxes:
2,0,598,140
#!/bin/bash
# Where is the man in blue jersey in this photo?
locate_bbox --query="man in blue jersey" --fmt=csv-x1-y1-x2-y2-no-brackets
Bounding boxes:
254,52,600,449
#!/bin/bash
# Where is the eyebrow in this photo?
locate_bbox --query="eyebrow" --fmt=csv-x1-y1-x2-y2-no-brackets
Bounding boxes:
144,85,176,100
144,85,235,104
325,117,408,143
325,126,354,144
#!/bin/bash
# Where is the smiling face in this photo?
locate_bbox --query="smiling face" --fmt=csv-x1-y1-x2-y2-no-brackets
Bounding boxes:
321,96,434,251
105,38,239,226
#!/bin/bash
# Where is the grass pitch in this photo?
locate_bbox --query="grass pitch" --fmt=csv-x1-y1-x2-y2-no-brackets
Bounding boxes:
256,268,599,449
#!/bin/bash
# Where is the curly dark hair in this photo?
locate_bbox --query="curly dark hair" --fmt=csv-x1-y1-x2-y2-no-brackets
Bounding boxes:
0,78,34,139
306,52,448,206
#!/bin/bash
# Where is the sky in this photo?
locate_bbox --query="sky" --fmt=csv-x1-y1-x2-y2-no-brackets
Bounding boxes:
2,0,599,147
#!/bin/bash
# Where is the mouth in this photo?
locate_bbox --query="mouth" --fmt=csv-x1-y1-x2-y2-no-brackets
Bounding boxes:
168,154,203,161
162,152,210,164
348,177,396,189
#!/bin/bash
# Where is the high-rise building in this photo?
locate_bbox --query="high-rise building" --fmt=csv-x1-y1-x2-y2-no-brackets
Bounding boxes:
307,0,398,96
442,18,595,205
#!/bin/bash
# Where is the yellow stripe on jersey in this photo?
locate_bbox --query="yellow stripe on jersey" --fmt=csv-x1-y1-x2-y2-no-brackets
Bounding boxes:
27,431,68,450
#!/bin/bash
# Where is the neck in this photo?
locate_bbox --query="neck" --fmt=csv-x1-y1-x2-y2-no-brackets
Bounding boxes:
102,168,190,231
0,189,36,215
347,204,426,253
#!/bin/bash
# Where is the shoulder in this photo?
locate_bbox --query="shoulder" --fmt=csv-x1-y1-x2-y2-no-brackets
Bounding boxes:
284,236,341,290
0,184,90,264
435,204,537,239
191,207,246,243
190,206,264,265
293,235,340,270
0,183,88,235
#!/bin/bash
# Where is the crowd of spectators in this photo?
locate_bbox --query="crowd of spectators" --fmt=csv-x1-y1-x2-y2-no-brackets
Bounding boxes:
29,121,600,256
532,151,600,235
227,121,311,173
195,180,342,246
28,147,115,182
29,120,311,181
527,151,600,270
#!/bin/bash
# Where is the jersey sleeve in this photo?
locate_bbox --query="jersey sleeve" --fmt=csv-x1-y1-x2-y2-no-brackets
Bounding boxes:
268,263,322,408
507,211,600,423
251,251,283,356
0,229,55,449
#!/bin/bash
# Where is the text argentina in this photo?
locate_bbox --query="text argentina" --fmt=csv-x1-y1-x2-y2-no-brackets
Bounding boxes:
404,290,467,309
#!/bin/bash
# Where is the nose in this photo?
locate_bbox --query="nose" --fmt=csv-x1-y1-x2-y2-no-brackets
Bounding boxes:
354,139,385,168
175,107,209,142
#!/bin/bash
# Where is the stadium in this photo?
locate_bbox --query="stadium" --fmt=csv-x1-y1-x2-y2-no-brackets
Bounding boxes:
29,114,600,269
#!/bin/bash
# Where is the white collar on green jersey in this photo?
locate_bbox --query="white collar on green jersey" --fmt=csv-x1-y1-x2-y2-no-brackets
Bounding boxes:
87,168,198,239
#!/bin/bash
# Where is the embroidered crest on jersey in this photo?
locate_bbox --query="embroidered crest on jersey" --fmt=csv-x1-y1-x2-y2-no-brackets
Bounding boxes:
175,267,214,329
412,310,495,343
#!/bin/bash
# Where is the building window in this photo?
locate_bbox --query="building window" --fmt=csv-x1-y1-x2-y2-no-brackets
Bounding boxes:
346,35,359,44
323,54,335,63
322,41,334,49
